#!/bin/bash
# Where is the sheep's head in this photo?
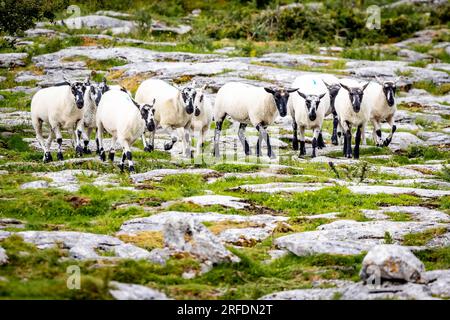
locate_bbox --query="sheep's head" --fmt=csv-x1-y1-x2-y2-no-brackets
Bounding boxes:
181,87,197,115
376,76,396,107
264,87,297,117
70,82,87,109
297,92,326,121
141,98,156,132
322,81,341,109
339,82,369,113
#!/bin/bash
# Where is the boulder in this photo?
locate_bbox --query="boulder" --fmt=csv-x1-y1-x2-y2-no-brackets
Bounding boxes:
0,53,28,68
388,132,424,151
360,245,425,283
109,281,170,300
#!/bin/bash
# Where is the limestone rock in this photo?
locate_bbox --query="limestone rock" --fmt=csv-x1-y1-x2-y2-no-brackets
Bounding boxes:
109,281,170,300
360,245,425,283
20,180,49,190
0,53,28,68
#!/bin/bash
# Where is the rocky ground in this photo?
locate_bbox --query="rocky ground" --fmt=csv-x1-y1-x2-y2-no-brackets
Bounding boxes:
0,9,449,300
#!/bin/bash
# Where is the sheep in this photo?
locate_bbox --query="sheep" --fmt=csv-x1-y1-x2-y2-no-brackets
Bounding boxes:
213,82,296,159
31,78,87,162
178,85,213,156
288,75,329,158
77,78,130,154
135,79,197,157
334,78,370,159
363,76,398,147
96,89,156,172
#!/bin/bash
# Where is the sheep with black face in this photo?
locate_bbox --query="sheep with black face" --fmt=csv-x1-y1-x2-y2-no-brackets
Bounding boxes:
213,82,296,159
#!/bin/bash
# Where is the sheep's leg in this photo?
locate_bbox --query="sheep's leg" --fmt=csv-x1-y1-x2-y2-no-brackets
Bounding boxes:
354,124,363,159
73,122,84,157
383,116,397,147
97,122,106,162
53,125,64,161
238,123,251,156
298,126,306,157
108,136,117,162
317,131,326,149
119,150,126,172
82,127,92,154
121,141,134,172
372,120,383,147
337,122,344,146
341,122,352,158
142,131,153,152
292,119,299,151
163,127,178,151
197,126,207,156
213,117,225,158
95,128,100,154
33,118,52,162
312,128,321,158
331,110,339,146
255,123,275,159
183,125,193,158
44,129,55,162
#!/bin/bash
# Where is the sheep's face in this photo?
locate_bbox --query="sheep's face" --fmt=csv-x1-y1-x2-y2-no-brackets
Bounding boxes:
181,87,197,115
89,84,106,106
297,92,326,121
382,81,396,107
264,88,296,117
193,92,204,117
323,82,341,109
71,82,86,109
340,82,369,113
141,99,156,132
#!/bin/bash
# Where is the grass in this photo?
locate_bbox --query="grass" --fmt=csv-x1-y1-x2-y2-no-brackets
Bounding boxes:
402,228,448,246
413,81,450,96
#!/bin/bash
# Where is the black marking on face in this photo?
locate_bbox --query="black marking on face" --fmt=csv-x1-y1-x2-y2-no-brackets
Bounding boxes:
297,92,326,121
71,82,86,109
181,87,196,115
382,81,396,107
340,82,369,113
264,88,294,117
140,99,156,132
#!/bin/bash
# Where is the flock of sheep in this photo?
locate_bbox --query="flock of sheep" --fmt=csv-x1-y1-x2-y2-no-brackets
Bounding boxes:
30,72,397,172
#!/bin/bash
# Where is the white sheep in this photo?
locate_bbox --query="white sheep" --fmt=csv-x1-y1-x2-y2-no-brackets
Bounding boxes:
334,78,370,159
178,85,213,156
31,79,87,162
363,77,398,147
288,75,329,157
213,82,295,159
135,79,197,157
96,89,156,172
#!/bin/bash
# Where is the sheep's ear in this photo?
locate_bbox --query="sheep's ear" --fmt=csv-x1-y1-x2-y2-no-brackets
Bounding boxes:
318,93,326,100
322,80,331,89
339,82,351,92
287,88,298,93
152,98,156,105
264,87,275,95
361,82,370,92
297,91,307,100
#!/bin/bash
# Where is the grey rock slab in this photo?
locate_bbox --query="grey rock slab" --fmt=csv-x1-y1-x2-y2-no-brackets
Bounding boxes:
0,53,28,68
397,49,432,62
109,281,170,300
426,231,450,248
0,247,8,265
173,195,249,209
95,11,133,18
15,231,163,263
24,28,60,37
0,218,25,230
235,182,341,194
388,132,424,152
347,185,450,198
376,166,430,178
20,180,49,190
310,156,360,165
360,245,425,283
0,231,11,241
397,94,450,115
384,178,450,189
362,206,450,222
422,270,450,298
275,219,447,256
32,169,98,192
131,168,218,183
118,211,287,245
0,110,32,127
163,218,240,265
402,164,444,174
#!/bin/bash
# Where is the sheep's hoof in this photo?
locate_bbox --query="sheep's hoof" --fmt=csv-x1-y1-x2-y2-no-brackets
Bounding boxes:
269,153,276,160
119,163,125,172
44,152,53,163
129,165,135,173
108,152,115,162
83,147,92,154
75,146,83,157
144,145,154,152
346,154,352,159
57,152,64,161
99,151,106,162
331,136,338,146
292,141,299,150
164,143,173,151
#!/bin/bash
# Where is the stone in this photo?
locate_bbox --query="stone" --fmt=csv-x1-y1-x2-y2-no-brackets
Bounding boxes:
376,166,430,178
95,11,133,18
275,219,447,256
0,110,32,128
24,28,59,37
173,195,249,209
14,231,164,263
360,245,425,283
402,164,444,174
422,270,450,298
397,93,450,116
384,178,450,189
388,132,424,151
20,180,49,190
347,185,450,198
0,247,8,265
0,218,25,230
397,49,432,62
362,206,450,223
0,53,28,68
163,218,240,266
131,168,218,183
235,182,339,193
32,170,98,192
109,281,170,300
